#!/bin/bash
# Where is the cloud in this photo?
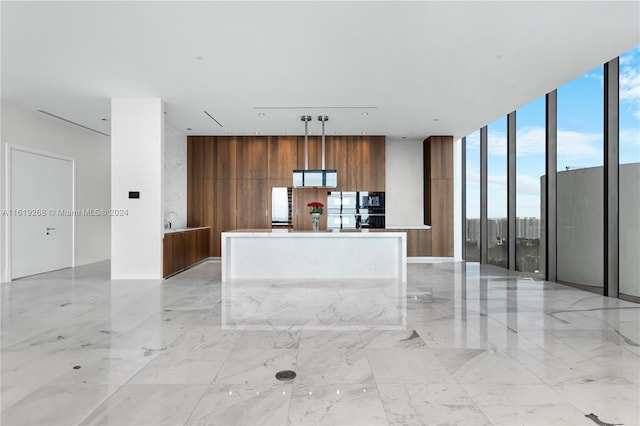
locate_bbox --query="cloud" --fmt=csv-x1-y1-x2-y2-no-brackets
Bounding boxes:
620,128,640,147
584,72,604,86
464,131,480,151
488,175,507,191
487,129,507,156
516,175,542,196
620,48,640,118
516,126,546,156
557,129,602,162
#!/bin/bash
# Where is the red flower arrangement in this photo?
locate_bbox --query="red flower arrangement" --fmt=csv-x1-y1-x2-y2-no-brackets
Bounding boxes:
307,201,324,214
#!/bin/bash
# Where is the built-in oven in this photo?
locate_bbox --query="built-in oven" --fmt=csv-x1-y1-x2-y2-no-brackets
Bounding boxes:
358,192,385,211
327,213,357,229
357,213,385,229
326,191,385,229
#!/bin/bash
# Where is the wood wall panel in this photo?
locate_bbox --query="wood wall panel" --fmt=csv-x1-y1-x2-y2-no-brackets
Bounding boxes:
236,179,269,229
371,228,431,256
237,136,267,179
325,136,348,191
364,136,386,191
343,136,385,191
211,179,237,256
407,229,432,257
344,136,360,190
268,136,297,182
213,136,237,180
293,187,327,231
188,135,386,252
424,136,454,257
297,136,322,169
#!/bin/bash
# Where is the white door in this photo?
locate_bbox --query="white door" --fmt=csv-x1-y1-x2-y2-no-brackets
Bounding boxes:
11,149,73,279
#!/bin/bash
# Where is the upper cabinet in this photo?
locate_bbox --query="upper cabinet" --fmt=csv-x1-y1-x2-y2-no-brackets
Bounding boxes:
325,136,349,191
344,136,385,191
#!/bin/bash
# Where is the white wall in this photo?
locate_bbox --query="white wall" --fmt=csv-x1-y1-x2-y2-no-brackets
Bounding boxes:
556,164,639,296
111,99,163,279
163,125,187,229
385,138,424,226
0,101,111,282
619,163,640,297
557,166,604,287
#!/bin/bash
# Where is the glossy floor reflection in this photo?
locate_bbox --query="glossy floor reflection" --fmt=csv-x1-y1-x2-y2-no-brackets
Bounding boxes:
1,260,639,425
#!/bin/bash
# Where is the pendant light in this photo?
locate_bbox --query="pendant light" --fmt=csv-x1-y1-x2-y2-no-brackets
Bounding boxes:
318,115,328,169
301,115,312,170
293,114,337,188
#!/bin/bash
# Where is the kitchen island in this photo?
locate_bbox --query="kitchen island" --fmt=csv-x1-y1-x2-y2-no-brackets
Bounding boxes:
221,229,406,282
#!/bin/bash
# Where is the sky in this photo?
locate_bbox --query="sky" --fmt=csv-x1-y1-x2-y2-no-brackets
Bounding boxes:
466,45,640,219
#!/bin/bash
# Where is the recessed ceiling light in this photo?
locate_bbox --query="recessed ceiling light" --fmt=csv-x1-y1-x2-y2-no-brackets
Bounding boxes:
401,136,407,139
196,56,204,61
361,112,369,116
258,112,266,117
361,131,367,135
101,118,108,121
433,118,440,121
186,128,192,131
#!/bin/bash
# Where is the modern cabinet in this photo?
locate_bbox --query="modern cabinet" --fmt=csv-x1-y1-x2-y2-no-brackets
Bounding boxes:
163,227,210,278
187,135,386,252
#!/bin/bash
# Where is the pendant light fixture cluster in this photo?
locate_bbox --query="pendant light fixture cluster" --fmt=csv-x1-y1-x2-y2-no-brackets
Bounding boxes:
293,114,337,188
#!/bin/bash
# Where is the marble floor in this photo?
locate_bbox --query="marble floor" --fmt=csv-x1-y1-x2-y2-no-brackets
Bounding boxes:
1,260,639,426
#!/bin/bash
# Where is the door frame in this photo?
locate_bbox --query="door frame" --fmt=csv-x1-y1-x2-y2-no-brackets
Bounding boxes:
4,144,76,281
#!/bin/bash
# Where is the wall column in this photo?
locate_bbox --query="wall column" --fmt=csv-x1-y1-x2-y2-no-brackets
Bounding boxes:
480,126,488,264
111,98,164,279
604,57,619,298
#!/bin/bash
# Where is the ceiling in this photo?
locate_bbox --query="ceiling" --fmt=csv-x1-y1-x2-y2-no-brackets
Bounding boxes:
2,1,639,141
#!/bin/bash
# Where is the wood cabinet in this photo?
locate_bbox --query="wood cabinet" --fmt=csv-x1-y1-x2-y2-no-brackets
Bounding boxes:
325,136,349,191
372,228,432,257
237,136,267,179
163,228,210,278
187,135,386,253
343,136,385,191
211,179,237,256
406,229,432,257
424,136,454,257
236,179,269,229
268,136,298,182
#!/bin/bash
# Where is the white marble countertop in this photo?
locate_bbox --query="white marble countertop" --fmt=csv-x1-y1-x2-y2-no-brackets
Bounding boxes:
163,226,210,234
224,229,408,237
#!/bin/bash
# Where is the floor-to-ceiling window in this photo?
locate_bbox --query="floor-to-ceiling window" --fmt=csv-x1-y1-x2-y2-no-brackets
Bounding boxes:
556,65,605,289
465,130,481,261
619,47,640,299
487,117,508,268
461,50,639,301
515,97,546,277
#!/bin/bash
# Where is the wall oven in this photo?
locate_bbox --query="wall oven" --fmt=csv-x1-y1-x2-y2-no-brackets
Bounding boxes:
327,191,385,229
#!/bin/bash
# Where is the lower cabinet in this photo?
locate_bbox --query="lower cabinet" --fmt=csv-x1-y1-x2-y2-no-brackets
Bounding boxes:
163,228,210,278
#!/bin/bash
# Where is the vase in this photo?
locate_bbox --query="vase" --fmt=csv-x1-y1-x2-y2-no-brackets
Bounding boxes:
311,212,321,232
